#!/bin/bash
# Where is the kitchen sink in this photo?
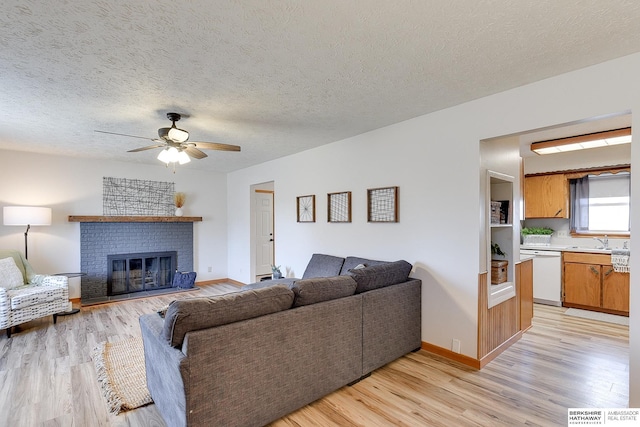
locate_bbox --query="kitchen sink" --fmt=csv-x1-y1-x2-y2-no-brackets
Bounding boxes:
565,246,613,253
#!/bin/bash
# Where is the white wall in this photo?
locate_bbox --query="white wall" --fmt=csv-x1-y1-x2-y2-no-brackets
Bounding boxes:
228,52,640,405
0,150,228,299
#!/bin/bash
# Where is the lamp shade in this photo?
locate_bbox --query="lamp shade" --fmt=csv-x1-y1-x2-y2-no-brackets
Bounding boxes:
3,206,52,226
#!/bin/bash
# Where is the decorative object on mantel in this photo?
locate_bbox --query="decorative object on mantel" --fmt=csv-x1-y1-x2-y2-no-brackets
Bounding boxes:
103,177,174,216
174,192,186,217
296,195,315,222
367,186,399,222
328,191,352,223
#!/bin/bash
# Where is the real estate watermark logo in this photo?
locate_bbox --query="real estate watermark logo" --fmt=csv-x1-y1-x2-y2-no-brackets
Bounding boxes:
568,409,639,425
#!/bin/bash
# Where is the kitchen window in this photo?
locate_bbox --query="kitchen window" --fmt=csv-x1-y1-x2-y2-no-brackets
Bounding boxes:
570,171,630,234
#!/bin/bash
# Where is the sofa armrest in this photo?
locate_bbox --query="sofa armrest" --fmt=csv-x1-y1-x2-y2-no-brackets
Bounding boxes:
139,313,189,427
0,288,9,328
29,274,68,288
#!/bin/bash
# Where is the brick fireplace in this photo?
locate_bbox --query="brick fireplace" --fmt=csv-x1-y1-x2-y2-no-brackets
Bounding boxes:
77,220,195,304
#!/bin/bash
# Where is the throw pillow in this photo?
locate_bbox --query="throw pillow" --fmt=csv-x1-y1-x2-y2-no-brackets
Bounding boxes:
348,260,413,293
291,276,357,307
0,257,25,289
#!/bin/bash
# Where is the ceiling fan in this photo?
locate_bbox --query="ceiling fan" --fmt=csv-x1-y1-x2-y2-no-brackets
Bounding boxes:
95,112,241,166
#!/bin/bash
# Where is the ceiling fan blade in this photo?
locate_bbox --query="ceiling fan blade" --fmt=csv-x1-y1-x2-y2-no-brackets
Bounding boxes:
190,141,241,152
95,130,155,140
184,147,208,159
128,144,166,153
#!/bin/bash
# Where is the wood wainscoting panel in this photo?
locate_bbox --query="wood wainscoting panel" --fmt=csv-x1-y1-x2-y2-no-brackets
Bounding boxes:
477,271,520,367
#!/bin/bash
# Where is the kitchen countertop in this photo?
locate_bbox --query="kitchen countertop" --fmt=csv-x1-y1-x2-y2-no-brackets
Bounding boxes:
520,245,627,254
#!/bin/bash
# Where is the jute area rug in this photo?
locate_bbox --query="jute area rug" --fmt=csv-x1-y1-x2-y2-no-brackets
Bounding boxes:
92,337,152,415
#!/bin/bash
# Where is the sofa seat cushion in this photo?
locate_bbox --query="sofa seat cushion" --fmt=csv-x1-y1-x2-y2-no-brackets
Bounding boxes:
163,285,294,347
302,254,345,279
339,257,388,275
8,285,66,310
348,260,413,293
291,276,357,307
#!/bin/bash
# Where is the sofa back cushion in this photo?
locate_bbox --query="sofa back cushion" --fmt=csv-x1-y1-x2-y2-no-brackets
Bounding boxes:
302,254,345,279
291,276,357,307
340,257,388,275
162,285,294,347
347,260,413,293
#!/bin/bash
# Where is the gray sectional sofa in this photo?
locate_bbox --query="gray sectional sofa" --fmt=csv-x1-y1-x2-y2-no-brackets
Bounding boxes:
139,254,422,427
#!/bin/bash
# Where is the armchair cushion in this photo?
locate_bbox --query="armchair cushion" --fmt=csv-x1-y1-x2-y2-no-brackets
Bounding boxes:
9,285,67,310
0,257,25,289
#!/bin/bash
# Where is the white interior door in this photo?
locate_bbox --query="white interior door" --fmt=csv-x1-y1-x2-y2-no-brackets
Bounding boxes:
255,190,274,276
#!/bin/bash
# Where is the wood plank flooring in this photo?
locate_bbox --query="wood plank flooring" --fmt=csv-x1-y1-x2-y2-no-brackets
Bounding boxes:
0,287,629,427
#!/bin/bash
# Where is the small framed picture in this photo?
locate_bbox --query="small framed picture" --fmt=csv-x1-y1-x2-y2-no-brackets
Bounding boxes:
367,186,399,222
328,191,352,223
296,195,316,223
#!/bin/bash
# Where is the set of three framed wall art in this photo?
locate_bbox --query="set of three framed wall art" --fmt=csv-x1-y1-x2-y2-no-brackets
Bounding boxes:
296,186,398,223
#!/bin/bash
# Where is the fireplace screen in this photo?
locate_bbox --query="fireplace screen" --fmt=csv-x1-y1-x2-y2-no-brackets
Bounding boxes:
107,251,177,295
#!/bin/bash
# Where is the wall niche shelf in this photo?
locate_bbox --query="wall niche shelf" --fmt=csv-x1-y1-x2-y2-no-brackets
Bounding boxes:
68,216,202,223
486,170,516,309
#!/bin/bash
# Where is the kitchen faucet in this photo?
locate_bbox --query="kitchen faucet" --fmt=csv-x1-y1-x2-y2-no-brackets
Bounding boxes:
593,235,609,249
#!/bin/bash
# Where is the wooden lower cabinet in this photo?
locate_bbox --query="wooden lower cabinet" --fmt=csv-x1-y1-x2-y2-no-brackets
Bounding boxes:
602,268,630,312
562,252,629,315
563,262,601,307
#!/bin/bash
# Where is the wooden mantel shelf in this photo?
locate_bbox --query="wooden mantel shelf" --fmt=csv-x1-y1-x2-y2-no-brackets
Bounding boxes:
68,215,202,223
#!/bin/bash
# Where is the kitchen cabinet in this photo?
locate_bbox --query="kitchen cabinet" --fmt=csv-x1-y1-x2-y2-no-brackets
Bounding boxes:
562,252,629,315
524,174,569,218
602,267,629,312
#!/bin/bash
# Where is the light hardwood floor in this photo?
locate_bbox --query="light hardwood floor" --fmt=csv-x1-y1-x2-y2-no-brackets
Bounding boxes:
0,285,629,427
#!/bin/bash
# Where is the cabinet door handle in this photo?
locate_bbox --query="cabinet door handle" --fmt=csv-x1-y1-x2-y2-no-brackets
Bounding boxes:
554,208,563,217
605,268,614,277
590,266,599,275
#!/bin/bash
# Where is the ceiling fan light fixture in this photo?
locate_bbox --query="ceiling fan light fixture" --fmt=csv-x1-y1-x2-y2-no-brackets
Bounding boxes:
168,126,189,142
177,150,191,164
157,148,172,164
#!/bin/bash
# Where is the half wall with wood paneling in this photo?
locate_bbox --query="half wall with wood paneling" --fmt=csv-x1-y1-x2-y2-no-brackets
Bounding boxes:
477,261,526,367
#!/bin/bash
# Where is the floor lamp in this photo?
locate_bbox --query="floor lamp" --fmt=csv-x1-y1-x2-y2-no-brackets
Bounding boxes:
3,206,52,259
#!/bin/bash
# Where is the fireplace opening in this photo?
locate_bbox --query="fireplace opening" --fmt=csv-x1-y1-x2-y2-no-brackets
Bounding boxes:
107,251,177,296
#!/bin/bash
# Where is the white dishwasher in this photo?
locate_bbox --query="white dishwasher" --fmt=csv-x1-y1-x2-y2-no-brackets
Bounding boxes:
520,249,562,306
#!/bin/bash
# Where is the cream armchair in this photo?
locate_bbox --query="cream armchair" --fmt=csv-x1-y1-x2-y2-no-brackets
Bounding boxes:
0,250,70,338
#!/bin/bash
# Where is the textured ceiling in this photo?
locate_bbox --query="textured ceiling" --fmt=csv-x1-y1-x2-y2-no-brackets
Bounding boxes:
1,1,640,172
